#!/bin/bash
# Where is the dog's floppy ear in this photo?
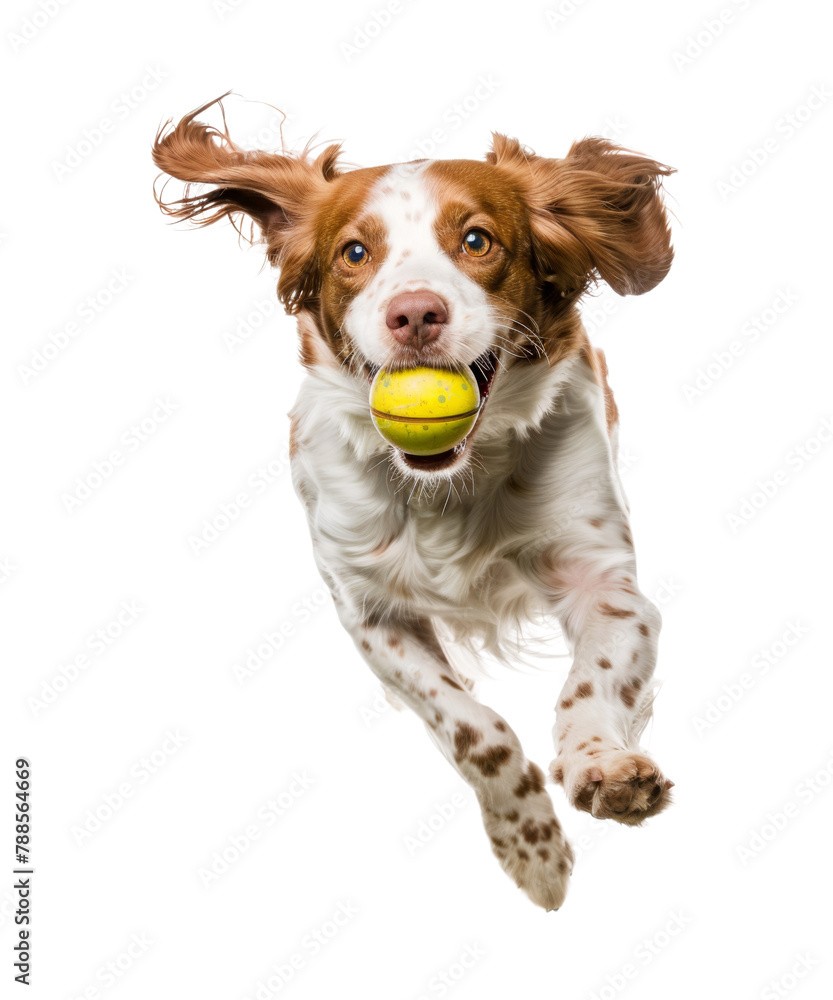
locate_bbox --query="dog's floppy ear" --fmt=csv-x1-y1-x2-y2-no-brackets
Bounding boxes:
152,94,341,313
496,136,674,297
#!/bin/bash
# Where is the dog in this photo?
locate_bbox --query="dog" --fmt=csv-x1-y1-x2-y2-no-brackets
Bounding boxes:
152,96,675,910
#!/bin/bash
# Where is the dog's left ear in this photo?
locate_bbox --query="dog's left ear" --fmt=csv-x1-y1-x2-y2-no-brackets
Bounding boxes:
513,137,675,297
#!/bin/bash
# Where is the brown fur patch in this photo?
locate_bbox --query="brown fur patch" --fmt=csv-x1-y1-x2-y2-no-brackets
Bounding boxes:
440,674,464,691
575,681,594,699
599,602,636,618
581,344,619,434
637,622,650,636
560,697,574,710
597,656,613,670
520,818,541,844
514,762,546,798
453,722,483,760
470,744,513,777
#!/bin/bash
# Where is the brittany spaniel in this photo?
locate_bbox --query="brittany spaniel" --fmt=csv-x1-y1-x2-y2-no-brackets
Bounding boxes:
152,96,675,910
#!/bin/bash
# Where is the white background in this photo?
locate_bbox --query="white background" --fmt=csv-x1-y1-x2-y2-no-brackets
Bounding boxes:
3,0,832,997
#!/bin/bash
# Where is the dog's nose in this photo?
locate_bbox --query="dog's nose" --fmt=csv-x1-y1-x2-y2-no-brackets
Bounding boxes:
386,291,448,347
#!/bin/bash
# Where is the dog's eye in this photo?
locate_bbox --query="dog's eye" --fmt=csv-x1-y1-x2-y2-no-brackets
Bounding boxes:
343,242,370,267
462,229,491,257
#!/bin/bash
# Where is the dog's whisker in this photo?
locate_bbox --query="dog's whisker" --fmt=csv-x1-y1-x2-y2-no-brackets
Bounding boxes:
440,481,451,515
406,477,419,505
488,334,526,358
491,321,545,357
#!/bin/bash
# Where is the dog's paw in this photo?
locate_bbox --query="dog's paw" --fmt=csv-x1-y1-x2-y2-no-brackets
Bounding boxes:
551,749,673,826
480,766,574,911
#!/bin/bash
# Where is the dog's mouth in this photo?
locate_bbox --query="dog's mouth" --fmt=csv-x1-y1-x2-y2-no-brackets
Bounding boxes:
366,350,498,473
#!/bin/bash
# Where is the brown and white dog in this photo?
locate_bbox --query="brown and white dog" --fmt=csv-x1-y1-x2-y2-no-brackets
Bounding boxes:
152,96,676,910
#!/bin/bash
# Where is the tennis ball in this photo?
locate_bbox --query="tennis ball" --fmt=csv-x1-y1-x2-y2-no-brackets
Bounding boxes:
369,366,481,456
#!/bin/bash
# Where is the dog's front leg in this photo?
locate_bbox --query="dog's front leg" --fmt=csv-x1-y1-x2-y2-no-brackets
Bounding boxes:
544,557,674,825
339,608,573,910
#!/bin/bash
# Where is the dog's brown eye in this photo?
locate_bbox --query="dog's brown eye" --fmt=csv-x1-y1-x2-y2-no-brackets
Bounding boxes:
343,242,370,267
462,229,491,257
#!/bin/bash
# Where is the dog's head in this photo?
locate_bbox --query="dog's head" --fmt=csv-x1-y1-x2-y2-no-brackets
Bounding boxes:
153,96,674,478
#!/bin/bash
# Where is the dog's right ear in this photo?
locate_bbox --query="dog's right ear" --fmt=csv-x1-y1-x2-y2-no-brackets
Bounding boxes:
152,94,341,313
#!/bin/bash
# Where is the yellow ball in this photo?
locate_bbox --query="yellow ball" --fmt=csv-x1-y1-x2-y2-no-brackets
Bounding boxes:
369,366,481,456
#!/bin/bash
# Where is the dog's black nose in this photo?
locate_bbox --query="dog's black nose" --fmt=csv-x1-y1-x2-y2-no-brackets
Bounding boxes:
386,291,448,348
